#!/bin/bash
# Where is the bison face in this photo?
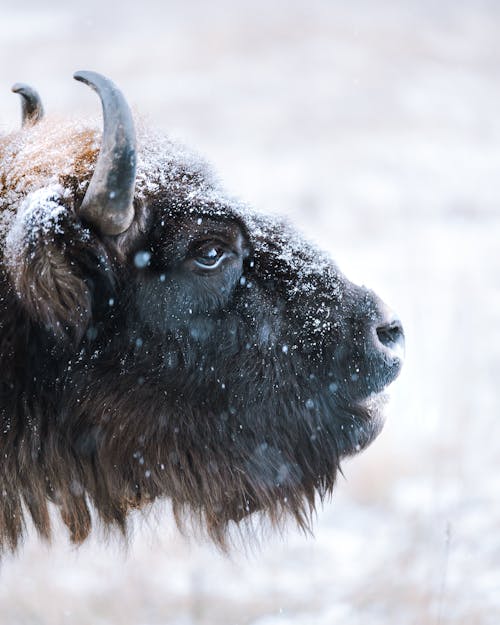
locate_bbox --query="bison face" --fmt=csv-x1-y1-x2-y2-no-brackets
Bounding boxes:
0,73,404,550
123,205,403,458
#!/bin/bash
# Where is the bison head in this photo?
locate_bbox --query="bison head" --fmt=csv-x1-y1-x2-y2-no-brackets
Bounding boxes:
0,72,404,551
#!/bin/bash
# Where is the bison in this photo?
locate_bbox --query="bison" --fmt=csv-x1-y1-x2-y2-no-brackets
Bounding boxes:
0,72,404,553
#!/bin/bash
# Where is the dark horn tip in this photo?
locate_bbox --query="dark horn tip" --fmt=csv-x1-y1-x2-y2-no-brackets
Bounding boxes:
73,71,110,91
73,70,94,85
11,82,37,98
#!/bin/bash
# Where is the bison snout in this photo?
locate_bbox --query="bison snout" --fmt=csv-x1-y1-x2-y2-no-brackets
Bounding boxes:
375,317,405,361
353,291,405,395
367,298,405,385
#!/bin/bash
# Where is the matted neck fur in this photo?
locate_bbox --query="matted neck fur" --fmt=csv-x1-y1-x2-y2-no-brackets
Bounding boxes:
0,73,404,553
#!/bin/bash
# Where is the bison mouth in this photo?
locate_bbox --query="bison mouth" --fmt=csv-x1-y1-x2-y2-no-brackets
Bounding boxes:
330,312,405,456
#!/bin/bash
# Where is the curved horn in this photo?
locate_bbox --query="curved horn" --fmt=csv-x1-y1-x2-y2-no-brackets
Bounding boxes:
11,83,44,126
73,71,136,235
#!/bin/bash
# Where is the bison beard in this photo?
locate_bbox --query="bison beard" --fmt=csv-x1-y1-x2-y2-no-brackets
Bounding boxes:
0,73,404,553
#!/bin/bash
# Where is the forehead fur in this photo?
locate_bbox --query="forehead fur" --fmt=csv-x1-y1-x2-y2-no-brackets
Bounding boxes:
0,117,220,233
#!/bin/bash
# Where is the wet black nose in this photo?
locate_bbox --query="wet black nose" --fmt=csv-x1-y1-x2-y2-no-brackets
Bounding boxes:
372,308,405,371
362,288,405,369
376,318,404,351
368,308,405,391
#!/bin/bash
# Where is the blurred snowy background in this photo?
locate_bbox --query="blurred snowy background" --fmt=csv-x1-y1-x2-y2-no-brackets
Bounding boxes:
1,0,499,623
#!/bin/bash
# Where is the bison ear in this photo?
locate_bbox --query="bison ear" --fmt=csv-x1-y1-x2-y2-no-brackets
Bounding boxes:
5,185,94,343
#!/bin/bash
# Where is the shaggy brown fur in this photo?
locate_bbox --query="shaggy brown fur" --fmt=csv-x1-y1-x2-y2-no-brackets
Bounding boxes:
0,116,403,553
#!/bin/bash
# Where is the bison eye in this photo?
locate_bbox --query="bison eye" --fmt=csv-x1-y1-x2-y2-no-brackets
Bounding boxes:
191,242,230,270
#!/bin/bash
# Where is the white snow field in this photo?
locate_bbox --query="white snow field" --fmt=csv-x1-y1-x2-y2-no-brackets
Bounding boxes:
0,0,499,623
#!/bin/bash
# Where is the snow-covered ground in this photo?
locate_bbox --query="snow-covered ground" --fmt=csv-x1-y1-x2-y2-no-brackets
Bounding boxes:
1,1,499,623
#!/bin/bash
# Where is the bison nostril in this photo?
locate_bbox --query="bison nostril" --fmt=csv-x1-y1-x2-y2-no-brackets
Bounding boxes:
376,319,404,350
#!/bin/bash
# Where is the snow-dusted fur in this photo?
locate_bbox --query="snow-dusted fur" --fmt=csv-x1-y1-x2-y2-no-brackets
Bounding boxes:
0,117,397,552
